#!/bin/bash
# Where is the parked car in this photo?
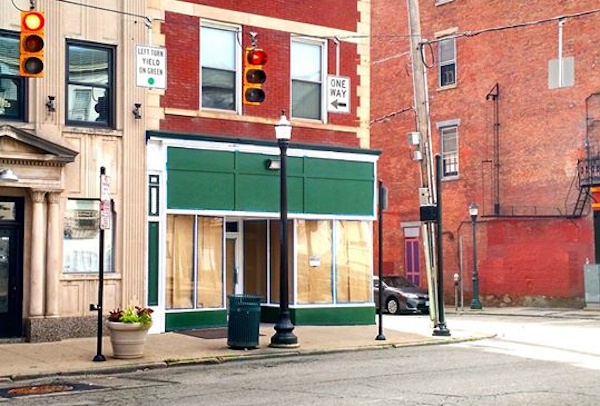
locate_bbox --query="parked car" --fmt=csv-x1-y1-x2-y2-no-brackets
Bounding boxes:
373,275,429,315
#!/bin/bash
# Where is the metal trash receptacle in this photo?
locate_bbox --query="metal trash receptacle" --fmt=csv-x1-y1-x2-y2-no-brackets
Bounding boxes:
227,294,262,349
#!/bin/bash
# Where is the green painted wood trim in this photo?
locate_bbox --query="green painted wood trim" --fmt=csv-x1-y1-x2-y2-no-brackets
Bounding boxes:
147,222,159,306
167,147,375,216
165,310,227,331
261,305,375,326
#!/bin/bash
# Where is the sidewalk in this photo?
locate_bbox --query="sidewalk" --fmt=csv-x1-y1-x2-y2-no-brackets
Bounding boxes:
0,319,486,382
2,306,596,382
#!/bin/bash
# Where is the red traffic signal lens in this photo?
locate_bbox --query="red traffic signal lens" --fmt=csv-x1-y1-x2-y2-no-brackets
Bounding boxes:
23,35,44,52
22,12,45,31
247,49,267,65
22,57,43,75
246,69,266,84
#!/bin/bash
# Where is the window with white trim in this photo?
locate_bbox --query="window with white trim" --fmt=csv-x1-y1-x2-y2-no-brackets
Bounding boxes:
441,126,458,178
200,24,239,111
291,40,324,120
438,37,456,87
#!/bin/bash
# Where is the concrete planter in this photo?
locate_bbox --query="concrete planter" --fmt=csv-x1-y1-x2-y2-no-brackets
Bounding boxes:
107,321,150,359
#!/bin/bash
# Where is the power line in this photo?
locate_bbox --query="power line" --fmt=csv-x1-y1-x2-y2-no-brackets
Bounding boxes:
422,6,600,45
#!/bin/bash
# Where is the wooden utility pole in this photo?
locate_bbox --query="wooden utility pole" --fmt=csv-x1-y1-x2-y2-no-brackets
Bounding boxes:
406,0,439,326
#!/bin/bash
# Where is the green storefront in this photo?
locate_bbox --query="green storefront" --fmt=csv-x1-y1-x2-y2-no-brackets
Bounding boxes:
146,131,380,333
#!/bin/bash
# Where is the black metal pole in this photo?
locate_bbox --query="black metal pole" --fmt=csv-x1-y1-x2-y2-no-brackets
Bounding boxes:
93,166,106,361
470,215,482,309
376,180,386,341
270,138,298,347
433,154,450,336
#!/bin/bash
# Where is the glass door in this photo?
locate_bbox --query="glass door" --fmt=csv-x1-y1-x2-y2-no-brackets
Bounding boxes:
0,226,22,338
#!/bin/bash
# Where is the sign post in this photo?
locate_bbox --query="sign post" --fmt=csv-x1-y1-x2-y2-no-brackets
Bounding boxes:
93,167,110,362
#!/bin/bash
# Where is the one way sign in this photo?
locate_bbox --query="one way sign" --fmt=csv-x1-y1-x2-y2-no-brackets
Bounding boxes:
327,75,350,114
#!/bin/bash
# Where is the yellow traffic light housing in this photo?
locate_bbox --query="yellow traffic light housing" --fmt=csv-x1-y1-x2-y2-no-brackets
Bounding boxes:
243,48,267,105
20,10,45,78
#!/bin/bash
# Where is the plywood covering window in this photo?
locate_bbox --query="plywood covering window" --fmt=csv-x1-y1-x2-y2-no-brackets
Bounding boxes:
335,221,371,303
297,220,333,304
166,215,223,309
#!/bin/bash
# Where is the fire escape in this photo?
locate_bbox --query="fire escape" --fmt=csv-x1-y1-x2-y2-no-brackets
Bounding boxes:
572,93,600,218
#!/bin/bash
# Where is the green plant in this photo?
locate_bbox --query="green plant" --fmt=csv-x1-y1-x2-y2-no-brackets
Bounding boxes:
108,305,153,327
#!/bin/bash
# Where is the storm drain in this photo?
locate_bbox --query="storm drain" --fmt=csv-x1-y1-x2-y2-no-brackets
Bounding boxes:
0,382,104,398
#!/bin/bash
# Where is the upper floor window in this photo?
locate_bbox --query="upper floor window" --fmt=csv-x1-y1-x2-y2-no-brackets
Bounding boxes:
438,37,456,87
201,24,239,111
66,41,114,127
0,31,26,121
291,40,324,120
440,125,459,178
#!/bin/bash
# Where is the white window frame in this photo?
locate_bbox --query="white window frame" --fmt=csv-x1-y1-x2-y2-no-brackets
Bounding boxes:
290,38,327,122
440,125,459,178
199,21,242,113
438,37,456,88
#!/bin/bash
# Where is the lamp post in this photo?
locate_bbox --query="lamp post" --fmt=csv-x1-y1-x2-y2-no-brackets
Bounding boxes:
469,202,483,310
270,111,299,348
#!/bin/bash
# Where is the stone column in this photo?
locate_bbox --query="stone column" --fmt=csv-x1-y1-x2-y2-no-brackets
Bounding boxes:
29,189,47,318
45,191,61,317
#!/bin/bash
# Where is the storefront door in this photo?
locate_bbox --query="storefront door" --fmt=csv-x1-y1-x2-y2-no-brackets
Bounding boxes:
0,198,23,338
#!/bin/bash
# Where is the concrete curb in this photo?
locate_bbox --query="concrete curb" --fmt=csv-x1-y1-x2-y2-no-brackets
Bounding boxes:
3,333,495,383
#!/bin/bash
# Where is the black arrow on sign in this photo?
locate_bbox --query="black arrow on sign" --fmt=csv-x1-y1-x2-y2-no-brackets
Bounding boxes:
331,99,347,109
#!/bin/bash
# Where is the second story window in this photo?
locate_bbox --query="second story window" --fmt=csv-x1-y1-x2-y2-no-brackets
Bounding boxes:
66,41,114,127
441,125,459,178
438,37,456,87
201,24,238,111
0,31,26,121
291,40,324,120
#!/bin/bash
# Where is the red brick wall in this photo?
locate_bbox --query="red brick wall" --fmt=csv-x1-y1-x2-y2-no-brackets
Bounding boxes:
161,5,362,147
182,0,358,32
372,0,598,306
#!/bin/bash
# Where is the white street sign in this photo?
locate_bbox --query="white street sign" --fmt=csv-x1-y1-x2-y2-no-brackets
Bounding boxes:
327,75,350,114
100,174,111,230
136,45,167,89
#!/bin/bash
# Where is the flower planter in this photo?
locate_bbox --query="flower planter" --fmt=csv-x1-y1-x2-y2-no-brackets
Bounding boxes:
107,321,150,359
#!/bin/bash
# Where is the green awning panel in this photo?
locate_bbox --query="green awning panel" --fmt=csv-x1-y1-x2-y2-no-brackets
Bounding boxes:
167,147,376,216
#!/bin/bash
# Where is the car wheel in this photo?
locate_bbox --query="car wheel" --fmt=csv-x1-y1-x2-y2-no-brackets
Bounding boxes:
386,297,400,315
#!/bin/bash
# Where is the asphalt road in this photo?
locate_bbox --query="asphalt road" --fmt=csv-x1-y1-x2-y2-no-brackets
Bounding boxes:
2,314,600,405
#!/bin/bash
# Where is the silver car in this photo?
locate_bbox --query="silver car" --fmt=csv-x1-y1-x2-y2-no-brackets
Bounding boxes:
374,276,429,315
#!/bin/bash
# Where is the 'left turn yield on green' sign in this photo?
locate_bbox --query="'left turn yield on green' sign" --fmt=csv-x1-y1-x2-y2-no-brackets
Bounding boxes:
136,45,167,89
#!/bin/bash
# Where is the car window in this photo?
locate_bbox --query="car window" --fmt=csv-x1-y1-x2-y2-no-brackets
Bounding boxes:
383,277,414,289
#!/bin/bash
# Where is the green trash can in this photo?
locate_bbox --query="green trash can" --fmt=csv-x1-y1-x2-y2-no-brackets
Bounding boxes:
227,294,262,349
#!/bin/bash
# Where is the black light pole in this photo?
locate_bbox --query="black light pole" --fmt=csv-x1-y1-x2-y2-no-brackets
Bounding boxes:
469,202,483,309
433,154,450,336
270,111,298,348
376,180,386,341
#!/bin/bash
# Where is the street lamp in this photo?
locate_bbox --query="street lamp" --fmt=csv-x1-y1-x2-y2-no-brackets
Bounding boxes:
270,110,299,348
469,202,483,310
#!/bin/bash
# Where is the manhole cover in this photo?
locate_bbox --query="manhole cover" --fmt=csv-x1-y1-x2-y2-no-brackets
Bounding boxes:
0,383,104,398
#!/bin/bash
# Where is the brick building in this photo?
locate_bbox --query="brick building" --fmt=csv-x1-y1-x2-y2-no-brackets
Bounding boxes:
371,0,600,307
145,0,376,332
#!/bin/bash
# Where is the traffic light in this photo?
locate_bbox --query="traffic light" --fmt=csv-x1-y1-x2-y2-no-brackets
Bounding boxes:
20,10,45,78
243,48,267,105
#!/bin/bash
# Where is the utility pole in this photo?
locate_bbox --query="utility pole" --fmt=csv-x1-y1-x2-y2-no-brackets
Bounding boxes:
406,0,439,328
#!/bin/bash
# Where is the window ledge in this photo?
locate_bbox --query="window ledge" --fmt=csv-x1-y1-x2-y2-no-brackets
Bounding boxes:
63,125,123,137
442,175,460,181
61,272,121,281
437,83,457,91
